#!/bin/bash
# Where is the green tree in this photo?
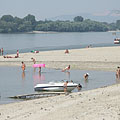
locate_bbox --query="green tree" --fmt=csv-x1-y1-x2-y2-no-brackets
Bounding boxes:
74,16,84,22
1,15,14,22
23,14,36,29
116,20,120,30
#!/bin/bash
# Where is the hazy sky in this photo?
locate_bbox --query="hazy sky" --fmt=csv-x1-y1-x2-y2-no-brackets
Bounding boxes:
0,0,119,20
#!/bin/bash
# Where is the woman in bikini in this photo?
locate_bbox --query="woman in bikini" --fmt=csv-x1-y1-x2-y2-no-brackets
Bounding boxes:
21,61,26,72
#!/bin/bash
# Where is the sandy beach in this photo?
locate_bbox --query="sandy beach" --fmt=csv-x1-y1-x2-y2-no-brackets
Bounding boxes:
0,46,120,120
0,46,120,71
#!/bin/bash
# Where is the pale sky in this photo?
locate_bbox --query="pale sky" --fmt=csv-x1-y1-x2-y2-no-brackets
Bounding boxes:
0,0,119,20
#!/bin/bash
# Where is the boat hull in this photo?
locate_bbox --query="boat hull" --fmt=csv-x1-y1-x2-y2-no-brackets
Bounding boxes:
34,82,78,92
114,38,120,44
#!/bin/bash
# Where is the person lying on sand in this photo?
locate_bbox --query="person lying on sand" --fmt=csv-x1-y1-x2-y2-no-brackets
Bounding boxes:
3,56,14,58
3,55,19,58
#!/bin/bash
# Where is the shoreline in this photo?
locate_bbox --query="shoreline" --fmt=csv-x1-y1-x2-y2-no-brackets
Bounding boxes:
0,61,118,72
0,46,120,71
0,83,120,120
0,46,120,119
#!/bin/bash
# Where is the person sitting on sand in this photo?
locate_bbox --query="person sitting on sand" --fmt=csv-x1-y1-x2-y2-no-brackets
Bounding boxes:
65,49,69,54
84,73,89,80
62,65,70,72
21,61,26,72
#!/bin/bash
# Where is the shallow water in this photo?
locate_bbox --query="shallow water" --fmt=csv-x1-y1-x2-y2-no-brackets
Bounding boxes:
0,66,118,104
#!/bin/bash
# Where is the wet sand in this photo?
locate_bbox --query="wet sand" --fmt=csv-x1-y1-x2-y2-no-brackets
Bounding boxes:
0,46,120,120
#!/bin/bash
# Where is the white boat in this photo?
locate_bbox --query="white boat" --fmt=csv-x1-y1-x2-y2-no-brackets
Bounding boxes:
114,38,120,44
34,82,78,92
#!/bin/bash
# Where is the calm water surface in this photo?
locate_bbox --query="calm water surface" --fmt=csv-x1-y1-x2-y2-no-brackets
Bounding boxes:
0,66,117,104
0,32,119,104
0,32,119,54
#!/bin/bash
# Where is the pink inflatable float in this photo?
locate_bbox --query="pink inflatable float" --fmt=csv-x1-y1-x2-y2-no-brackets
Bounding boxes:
33,64,45,68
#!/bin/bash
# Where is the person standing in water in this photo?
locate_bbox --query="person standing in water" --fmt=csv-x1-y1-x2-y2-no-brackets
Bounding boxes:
64,81,68,92
39,67,41,73
21,61,26,72
116,66,120,79
84,73,89,80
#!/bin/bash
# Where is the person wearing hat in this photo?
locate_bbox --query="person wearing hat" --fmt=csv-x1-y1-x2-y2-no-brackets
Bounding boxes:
84,73,89,80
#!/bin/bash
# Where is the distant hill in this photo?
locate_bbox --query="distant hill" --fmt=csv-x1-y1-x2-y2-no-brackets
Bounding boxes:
48,10,120,23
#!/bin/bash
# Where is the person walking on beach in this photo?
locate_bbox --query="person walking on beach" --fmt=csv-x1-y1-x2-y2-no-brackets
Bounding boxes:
1,48,3,56
21,61,26,72
17,50,19,58
31,58,36,72
116,66,120,79
31,57,36,64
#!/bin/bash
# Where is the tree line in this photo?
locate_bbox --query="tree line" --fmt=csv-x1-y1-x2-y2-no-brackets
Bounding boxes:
0,14,119,33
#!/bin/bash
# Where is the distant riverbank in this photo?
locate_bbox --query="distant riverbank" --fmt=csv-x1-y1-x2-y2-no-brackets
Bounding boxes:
27,31,58,34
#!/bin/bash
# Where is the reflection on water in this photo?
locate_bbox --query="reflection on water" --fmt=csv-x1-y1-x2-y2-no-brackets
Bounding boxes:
65,71,70,81
33,72,45,86
116,77,120,84
22,71,25,80
0,66,117,104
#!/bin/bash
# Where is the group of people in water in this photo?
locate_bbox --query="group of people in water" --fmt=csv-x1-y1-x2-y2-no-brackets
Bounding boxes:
63,80,82,92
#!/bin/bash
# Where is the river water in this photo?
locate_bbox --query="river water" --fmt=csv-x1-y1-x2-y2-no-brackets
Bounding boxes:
0,32,119,54
0,32,119,104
